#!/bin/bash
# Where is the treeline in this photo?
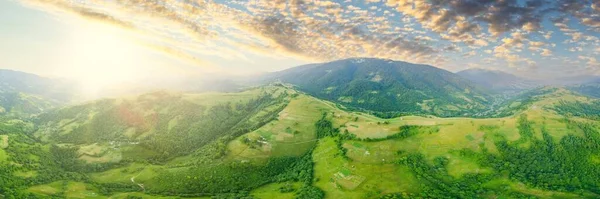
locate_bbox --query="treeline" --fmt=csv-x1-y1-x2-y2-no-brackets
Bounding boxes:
379,115,600,198
554,100,600,120
0,126,86,198
147,151,322,198
135,112,332,198
489,88,557,118
481,119,600,194
141,93,289,162
361,125,438,142
37,91,290,163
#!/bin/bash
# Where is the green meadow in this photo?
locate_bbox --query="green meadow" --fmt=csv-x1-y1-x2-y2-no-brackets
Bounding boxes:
4,86,600,198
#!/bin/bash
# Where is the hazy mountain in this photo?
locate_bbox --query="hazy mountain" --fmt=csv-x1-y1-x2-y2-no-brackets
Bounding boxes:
568,81,600,98
0,69,78,116
457,68,539,91
263,58,491,117
0,69,78,101
541,75,600,86
92,75,244,99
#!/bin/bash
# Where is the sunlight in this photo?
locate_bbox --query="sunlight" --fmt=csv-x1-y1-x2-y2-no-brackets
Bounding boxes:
61,22,147,96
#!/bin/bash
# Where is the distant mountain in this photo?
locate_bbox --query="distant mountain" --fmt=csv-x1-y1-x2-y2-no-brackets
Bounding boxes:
93,76,244,99
568,81,600,98
457,68,539,91
0,69,77,116
0,70,76,101
262,58,492,117
542,75,600,86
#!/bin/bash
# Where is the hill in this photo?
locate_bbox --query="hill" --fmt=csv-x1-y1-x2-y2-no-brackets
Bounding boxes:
0,69,77,117
34,86,290,162
263,58,492,117
2,85,598,198
569,81,600,99
0,69,76,102
457,68,539,91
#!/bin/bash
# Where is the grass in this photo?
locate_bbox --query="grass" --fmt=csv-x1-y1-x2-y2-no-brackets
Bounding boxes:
250,181,302,199
484,178,589,198
108,192,210,199
0,148,7,162
23,87,600,198
183,86,282,109
28,181,64,196
0,135,8,148
444,153,491,178
312,137,419,199
226,95,329,160
342,118,510,164
64,182,103,199
28,181,104,198
234,88,598,198
14,170,37,178
78,143,122,163
90,163,160,184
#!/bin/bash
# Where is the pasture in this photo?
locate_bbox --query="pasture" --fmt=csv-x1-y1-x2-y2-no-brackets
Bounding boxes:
312,137,419,199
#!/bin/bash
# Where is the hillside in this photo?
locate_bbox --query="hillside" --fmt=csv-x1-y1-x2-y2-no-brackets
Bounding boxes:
569,82,600,98
0,69,77,117
2,85,600,198
0,92,58,118
263,58,492,117
0,69,76,102
457,68,539,91
34,86,289,162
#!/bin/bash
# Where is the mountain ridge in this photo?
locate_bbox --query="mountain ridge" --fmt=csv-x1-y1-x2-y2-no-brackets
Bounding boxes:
457,68,539,91
262,58,492,117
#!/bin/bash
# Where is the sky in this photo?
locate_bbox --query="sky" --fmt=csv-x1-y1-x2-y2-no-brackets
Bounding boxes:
1,0,599,86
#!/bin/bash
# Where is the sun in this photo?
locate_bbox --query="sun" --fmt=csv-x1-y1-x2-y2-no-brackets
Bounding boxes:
60,21,150,96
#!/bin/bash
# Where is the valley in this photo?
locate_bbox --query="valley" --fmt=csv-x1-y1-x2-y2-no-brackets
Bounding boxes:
1,82,600,199
1,59,600,199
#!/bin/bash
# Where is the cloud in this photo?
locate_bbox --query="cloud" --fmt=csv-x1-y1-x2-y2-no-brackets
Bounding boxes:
557,0,600,31
462,51,476,58
579,56,600,68
20,0,134,29
383,0,550,41
14,0,600,75
541,49,553,57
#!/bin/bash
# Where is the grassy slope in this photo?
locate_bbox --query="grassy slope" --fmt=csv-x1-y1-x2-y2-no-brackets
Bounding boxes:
226,93,332,160
13,86,289,197
34,86,285,162
247,88,600,198
20,87,600,198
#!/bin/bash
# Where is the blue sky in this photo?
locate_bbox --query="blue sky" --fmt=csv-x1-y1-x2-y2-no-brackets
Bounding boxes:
1,0,599,84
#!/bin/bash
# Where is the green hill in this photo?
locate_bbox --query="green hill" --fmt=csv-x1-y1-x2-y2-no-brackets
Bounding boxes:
263,58,492,118
0,92,56,118
35,87,290,162
2,85,600,198
569,82,600,98
0,69,77,117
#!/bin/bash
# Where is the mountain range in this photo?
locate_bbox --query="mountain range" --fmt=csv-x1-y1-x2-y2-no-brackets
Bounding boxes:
3,59,600,118
0,70,79,117
262,58,491,117
2,58,600,198
456,68,539,91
